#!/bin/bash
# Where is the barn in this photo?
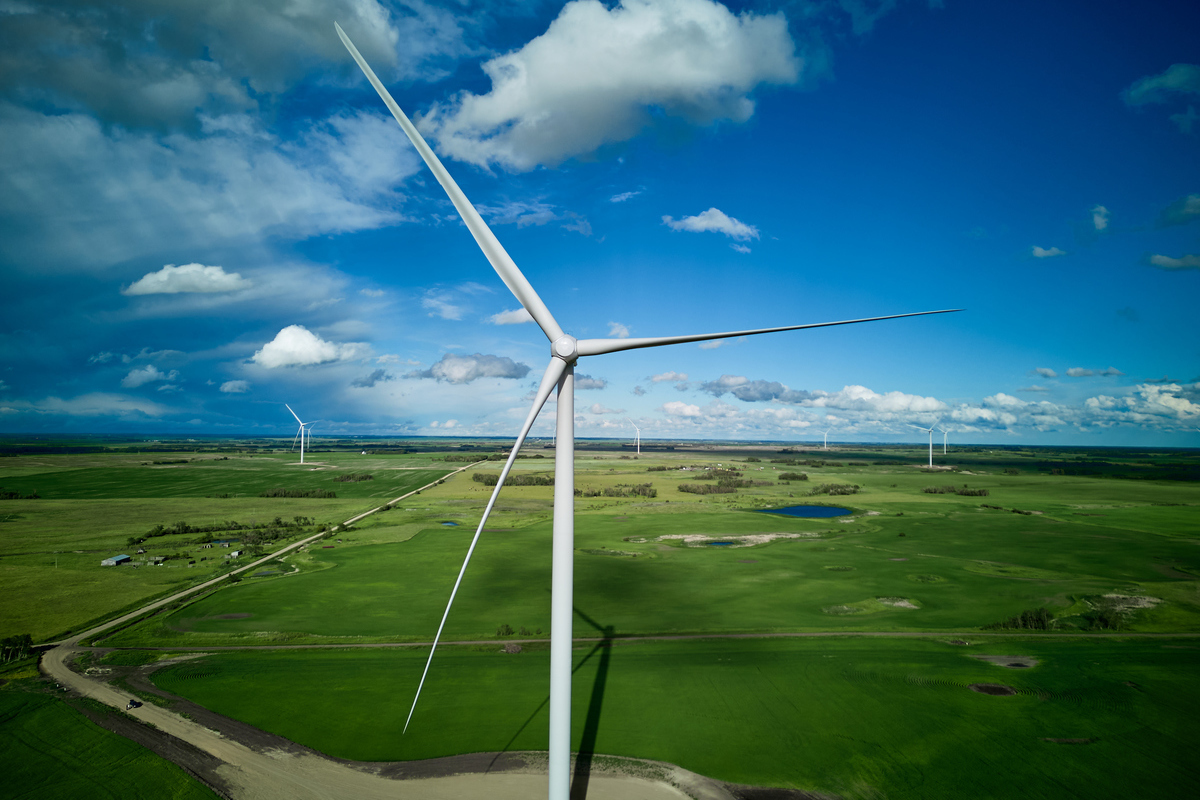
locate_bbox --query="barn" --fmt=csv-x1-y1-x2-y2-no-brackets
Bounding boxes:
101,554,131,566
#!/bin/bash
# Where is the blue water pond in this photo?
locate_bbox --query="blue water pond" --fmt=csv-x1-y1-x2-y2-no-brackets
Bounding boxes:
757,505,851,518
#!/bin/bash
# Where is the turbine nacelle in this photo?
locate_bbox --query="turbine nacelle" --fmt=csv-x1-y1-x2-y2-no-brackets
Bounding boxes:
551,335,579,363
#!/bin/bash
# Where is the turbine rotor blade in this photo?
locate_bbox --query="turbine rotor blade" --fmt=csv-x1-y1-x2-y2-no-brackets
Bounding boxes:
335,23,564,344
285,403,303,425
291,427,301,450
403,356,568,734
576,309,962,357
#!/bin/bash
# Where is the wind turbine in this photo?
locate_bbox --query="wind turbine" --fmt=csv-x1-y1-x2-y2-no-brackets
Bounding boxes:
625,417,641,457
912,420,941,468
335,22,960,800
821,428,832,451
285,404,309,464
939,426,949,454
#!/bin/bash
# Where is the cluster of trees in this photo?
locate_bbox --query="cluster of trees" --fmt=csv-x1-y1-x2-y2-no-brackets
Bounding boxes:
496,624,541,636
983,607,1053,630
576,483,657,498
0,488,39,499
445,453,546,462
129,516,317,547
472,472,553,487
333,473,373,482
1,634,33,663
923,485,990,496
694,468,744,481
778,472,809,482
773,458,843,468
808,483,859,496
646,465,673,472
679,482,736,495
258,488,336,498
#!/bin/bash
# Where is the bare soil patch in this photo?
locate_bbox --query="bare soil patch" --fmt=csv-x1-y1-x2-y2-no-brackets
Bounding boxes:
971,654,1039,669
633,532,818,548
969,683,1016,696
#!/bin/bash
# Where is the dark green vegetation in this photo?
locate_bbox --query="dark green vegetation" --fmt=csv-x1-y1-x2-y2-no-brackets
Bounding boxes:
152,637,1200,799
0,687,219,799
4,437,1200,798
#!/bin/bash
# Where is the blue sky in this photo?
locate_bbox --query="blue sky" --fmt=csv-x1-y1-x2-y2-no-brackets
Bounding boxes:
2,0,1198,446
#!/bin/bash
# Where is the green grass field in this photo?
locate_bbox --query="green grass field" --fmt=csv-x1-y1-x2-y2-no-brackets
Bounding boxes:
151,636,1200,799
4,439,1199,798
0,686,219,800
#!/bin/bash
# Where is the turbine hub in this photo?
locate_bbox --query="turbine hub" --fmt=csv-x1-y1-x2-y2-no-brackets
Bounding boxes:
551,335,578,363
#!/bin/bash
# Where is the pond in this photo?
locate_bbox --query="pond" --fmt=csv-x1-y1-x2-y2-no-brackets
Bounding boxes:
757,505,851,518
706,541,736,547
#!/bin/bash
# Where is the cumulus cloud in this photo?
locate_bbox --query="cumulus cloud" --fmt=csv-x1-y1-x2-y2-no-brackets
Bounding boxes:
89,352,114,364
422,290,465,320
1067,367,1124,378
219,380,249,393
251,325,368,368
1091,205,1110,231
576,374,608,390
1032,245,1066,258
121,365,179,388
1122,63,1200,106
123,263,251,295
701,377,791,402
489,307,534,325
1158,194,1200,227
662,400,703,417
651,371,688,383
588,403,624,414
1032,367,1058,378
351,369,393,388
406,353,530,384
1148,253,1200,270
663,207,759,241
608,322,631,338
610,189,643,203
419,0,801,170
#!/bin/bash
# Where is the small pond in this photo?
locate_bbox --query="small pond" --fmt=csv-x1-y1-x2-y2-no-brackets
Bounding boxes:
707,541,736,547
757,505,851,519
440,521,459,527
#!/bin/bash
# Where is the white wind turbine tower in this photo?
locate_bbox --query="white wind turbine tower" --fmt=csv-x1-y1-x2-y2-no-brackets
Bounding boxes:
940,426,949,454
625,417,641,457
336,22,960,800
822,428,832,450
912,420,941,468
285,404,309,464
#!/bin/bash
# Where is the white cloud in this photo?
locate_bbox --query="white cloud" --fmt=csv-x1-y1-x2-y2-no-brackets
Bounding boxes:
608,322,631,339
730,243,752,254
123,263,251,295
121,365,179,388
650,371,688,383
1019,385,1050,393
632,385,646,396
698,339,727,350
1033,367,1058,378
1148,253,1200,270
610,189,643,203
663,207,759,241
422,290,465,320
489,307,535,325
7,392,170,418
1066,367,1124,378
1091,205,1110,231
219,380,250,393
576,374,608,390
1159,194,1200,227
88,351,114,364
589,403,624,414
0,105,417,272
419,0,801,170
662,400,703,417
407,353,531,384
251,325,368,368
360,288,386,298
1122,63,1200,106
1032,245,1066,258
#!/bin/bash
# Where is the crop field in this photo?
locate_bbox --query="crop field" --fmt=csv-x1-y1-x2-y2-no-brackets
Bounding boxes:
3,438,1199,798
0,685,219,799
150,637,1200,799
0,447,452,640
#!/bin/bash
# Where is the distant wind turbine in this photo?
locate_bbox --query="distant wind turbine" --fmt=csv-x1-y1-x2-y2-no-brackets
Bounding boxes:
940,426,949,454
336,21,960,800
625,417,641,457
285,404,309,464
912,420,941,468
822,428,832,450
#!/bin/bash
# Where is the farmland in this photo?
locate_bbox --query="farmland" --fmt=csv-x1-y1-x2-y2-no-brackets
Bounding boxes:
3,437,1199,798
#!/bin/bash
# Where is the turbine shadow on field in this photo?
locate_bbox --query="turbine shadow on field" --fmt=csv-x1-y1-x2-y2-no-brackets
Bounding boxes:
484,605,616,800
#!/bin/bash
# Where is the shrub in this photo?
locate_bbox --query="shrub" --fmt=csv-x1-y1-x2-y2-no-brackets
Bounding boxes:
258,488,336,498
333,473,373,482
472,472,554,487
778,472,809,482
808,483,859,496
